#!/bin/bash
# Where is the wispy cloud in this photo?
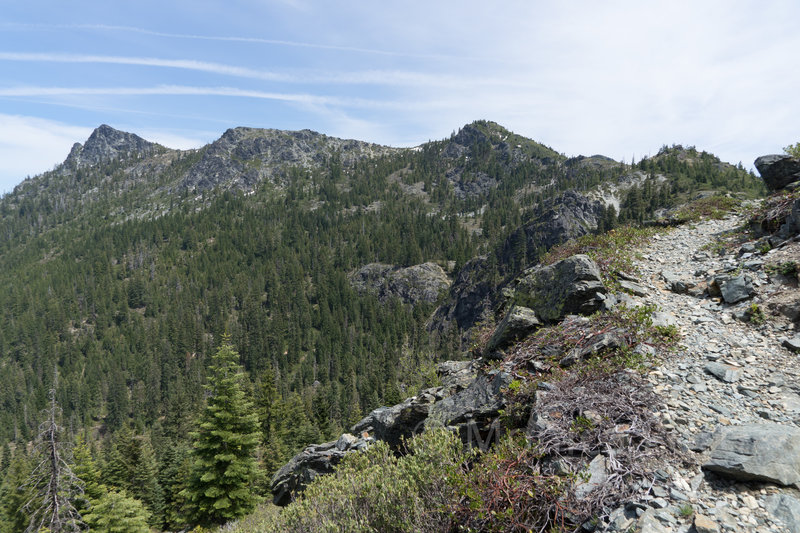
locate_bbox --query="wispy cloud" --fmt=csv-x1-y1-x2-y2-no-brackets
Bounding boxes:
0,85,451,111
3,22,465,61
0,51,510,89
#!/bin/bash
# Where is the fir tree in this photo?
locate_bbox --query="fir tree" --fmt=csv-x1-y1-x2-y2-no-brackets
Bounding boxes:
82,490,150,533
183,339,261,526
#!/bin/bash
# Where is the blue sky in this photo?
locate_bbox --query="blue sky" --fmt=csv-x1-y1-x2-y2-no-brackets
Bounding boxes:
0,0,798,193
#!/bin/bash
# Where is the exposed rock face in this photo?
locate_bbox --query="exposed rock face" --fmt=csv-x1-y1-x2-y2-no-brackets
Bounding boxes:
501,191,606,268
426,371,512,429
430,192,606,339
183,127,398,191
755,154,800,191
350,391,437,448
703,423,800,487
65,125,161,168
513,254,606,322
270,433,371,506
485,305,540,354
349,262,451,305
428,255,495,334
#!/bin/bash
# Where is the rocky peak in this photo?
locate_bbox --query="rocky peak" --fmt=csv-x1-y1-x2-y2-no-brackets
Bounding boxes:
181,126,399,191
65,124,160,168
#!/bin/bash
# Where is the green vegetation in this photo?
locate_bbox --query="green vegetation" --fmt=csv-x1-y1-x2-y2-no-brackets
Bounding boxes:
673,195,741,222
785,142,800,158
0,122,764,531
540,224,659,284
183,340,261,527
255,429,465,533
746,303,766,325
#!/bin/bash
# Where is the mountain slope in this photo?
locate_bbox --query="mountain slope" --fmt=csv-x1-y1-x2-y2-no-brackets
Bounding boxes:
0,120,763,472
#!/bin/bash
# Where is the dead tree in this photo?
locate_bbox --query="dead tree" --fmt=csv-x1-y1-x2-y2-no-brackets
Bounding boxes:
23,373,86,533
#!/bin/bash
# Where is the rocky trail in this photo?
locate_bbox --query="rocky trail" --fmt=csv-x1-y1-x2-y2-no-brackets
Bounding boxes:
619,212,800,532
269,209,800,532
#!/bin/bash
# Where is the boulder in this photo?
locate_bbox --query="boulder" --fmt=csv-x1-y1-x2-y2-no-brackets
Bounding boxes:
351,391,437,447
514,254,606,323
720,274,755,304
703,423,800,487
755,154,800,191
437,360,478,391
485,305,541,354
349,262,451,305
271,435,370,505
765,493,800,533
426,371,512,429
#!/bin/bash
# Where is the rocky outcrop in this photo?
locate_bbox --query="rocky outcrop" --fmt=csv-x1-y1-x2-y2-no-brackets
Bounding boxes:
426,370,511,429
755,154,800,191
183,127,398,191
430,192,607,338
350,391,438,448
512,254,606,322
428,255,495,334
270,360,512,506
485,305,540,353
65,125,161,168
349,262,451,305
270,433,372,506
703,423,800,487
500,191,606,269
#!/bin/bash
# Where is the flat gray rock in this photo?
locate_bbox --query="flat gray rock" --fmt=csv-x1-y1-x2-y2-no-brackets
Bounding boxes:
618,279,648,296
766,493,800,533
485,305,540,354
784,336,800,353
720,274,755,304
703,423,800,487
704,362,742,383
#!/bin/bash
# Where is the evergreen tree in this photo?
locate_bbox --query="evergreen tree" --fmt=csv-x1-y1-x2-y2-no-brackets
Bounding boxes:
183,339,261,526
82,490,150,533
0,452,33,533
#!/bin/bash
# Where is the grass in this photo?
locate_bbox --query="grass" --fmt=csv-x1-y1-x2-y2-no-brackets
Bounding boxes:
539,224,661,285
672,195,741,223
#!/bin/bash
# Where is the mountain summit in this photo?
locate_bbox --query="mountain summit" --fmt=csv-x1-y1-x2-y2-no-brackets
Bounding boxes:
65,124,161,168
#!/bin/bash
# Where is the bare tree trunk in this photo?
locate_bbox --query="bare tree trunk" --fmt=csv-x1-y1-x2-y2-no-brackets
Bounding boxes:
23,370,86,533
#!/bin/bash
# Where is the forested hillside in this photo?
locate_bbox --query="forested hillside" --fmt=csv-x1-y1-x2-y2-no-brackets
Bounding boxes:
0,120,764,530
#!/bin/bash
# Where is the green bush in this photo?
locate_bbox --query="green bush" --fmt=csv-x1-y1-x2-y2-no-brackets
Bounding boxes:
256,428,468,533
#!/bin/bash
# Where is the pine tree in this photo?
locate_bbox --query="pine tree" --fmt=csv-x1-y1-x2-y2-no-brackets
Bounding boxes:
183,339,261,526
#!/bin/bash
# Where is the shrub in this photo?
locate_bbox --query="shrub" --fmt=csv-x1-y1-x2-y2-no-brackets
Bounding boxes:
258,428,468,533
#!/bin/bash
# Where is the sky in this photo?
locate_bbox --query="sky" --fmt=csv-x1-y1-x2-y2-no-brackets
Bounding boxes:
0,0,798,193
